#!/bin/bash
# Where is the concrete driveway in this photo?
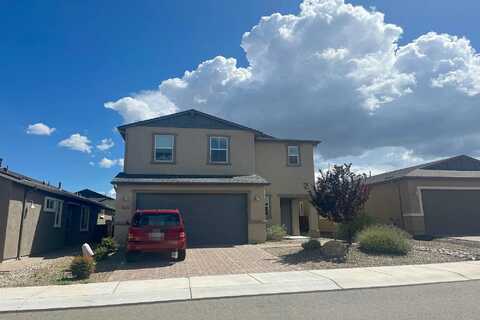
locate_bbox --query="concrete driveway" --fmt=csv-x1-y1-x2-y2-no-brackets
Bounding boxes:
106,244,298,281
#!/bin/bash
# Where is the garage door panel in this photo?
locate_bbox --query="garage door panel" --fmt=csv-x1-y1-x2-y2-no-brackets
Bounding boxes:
136,193,248,246
422,189,480,236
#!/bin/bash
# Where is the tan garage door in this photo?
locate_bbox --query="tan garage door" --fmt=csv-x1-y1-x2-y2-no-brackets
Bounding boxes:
422,189,480,236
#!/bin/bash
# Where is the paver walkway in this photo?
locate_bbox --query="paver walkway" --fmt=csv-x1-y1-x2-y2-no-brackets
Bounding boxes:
1,261,479,313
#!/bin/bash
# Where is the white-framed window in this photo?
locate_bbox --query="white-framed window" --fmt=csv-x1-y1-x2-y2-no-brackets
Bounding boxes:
44,197,58,212
287,145,300,166
209,136,229,163
53,200,63,228
265,194,272,219
154,134,175,162
80,206,90,232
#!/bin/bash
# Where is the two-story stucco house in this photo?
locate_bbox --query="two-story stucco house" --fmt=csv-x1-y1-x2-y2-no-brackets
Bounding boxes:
112,109,320,246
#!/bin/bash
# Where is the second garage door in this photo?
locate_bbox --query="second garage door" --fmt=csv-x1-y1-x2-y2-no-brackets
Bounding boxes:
422,189,480,236
136,193,248,246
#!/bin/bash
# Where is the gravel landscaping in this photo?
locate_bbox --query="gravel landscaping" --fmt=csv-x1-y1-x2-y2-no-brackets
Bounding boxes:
2,238,480,287
0,248,111,288
263,239,480,270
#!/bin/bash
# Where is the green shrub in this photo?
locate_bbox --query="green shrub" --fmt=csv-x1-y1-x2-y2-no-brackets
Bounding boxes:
94,246,109,261
357,225,412,255
302,239,321,250
336,214,375,241
70,256,95,279
99,237,117,253
267,224,287,241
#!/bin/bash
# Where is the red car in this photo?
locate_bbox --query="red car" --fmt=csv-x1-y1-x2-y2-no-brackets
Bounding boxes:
126,209,186,262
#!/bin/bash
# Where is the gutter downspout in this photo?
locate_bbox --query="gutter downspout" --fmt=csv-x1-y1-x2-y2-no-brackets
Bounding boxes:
16,187,33,260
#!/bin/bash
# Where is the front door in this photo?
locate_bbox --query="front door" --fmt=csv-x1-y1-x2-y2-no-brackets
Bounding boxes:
64,205,75,245
280,198,293,234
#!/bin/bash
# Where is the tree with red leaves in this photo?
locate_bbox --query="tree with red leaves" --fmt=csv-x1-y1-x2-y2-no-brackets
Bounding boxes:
305,164,369,244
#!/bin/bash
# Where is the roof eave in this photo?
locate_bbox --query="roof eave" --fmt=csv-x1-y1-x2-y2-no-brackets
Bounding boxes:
111,178,270,186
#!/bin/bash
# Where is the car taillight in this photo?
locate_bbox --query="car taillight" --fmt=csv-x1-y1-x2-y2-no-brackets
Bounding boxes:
128,232,134,241
179,231,185,239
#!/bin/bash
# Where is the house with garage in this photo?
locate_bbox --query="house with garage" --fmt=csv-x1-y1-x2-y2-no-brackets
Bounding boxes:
365,155,480,237
0,165,114,262
112,109,321,247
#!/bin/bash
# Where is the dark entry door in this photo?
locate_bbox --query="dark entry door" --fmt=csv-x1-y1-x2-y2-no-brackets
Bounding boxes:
280,198,292,234
136,193,248,247
64,205,76,245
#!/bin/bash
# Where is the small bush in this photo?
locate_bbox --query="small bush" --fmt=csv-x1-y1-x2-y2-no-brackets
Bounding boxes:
302,239,321,250
336,214,375,241
267,224,287,241
94,246,109,261
99,237,117,253
70,256,95,279
357,225,412,255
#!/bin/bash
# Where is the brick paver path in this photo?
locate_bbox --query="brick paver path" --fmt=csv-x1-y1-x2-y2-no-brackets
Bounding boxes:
107,244,298,281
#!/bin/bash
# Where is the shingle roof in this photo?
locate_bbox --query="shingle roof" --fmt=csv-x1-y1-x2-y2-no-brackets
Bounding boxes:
77,188,115,201
112,173,270,185
116,109,320,144
366,155,480,185
117,109,274,139
0,168,114,210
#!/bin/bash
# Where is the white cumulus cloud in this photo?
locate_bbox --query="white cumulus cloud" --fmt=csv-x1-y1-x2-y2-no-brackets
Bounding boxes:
96,138,115,151
104,0,480,173
26,123,56,136
98,157,124,168
58,134,92,153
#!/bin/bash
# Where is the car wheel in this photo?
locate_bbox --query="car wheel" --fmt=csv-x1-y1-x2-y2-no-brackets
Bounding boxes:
125,251,140,262
177,249,186,261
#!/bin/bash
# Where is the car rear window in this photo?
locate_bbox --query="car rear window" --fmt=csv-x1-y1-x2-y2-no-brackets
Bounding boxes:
132,213,180,227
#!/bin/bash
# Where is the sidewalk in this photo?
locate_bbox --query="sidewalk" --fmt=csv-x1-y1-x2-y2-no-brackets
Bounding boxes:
1,261,480,313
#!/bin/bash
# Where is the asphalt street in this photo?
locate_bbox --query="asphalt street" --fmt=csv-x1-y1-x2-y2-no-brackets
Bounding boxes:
2,280,480,320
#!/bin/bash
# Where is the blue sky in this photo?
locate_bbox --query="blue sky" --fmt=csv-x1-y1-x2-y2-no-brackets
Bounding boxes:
1,0,480,196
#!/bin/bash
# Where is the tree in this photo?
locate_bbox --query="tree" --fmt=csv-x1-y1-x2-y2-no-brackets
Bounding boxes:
305,164,369,244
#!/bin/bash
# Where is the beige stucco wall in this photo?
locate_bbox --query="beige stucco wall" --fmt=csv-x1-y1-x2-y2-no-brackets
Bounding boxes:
124,126,256,176
2,183,64,260
255,141,316,235
365,180,407,227
0,178,13,261
3,182,23,260
114,183,267,246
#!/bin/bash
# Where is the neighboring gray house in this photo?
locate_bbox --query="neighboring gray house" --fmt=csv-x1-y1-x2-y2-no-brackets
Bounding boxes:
0,166,114,262
365,155,480,237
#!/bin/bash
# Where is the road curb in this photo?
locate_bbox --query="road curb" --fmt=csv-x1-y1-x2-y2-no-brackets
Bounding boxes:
1,261,479,313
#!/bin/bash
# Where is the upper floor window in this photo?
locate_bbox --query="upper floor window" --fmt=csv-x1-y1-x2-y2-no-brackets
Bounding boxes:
287,145,300,166
154,134,175,162
209,136,229,164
